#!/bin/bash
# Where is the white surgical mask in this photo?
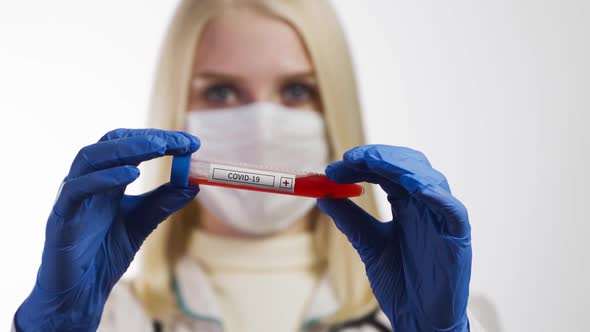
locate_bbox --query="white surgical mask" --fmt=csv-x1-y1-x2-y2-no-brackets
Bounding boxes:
185,102,329,235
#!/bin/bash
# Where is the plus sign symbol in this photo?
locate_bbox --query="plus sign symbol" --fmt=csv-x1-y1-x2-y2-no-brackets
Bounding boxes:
280,177,293,190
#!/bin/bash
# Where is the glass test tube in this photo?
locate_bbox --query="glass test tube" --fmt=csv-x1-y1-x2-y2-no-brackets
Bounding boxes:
188,159,364,199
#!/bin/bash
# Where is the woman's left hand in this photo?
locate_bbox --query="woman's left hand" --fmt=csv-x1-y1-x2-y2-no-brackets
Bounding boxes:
317,145,472,332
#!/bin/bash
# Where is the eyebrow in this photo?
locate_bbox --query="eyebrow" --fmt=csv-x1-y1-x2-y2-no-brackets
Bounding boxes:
193,71,242,82
193,70,317,83
280,71,317,82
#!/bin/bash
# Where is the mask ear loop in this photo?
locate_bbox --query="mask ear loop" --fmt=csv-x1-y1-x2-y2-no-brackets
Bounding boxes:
170,154,192,187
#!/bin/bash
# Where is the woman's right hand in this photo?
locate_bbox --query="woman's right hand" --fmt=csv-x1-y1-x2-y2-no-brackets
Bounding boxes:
15,129,200,332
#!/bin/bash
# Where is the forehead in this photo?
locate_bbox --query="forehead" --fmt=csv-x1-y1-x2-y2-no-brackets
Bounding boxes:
192,8,314,76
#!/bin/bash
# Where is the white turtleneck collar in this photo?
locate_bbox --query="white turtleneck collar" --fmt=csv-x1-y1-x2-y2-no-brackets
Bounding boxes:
182,230,324,332
187,230,320,272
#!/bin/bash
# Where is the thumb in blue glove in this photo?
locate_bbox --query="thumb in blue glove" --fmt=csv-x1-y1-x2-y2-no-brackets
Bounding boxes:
317,145,472,332
15,129,199,331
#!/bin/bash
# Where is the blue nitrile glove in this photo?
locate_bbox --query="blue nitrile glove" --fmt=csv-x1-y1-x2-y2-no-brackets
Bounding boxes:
317,145,472,332
15,129,200,332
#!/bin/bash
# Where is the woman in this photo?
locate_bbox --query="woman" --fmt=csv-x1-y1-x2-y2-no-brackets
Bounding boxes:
14,0,479,331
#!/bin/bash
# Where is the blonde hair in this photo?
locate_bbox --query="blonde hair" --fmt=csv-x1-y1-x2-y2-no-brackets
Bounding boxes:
133,0,381,324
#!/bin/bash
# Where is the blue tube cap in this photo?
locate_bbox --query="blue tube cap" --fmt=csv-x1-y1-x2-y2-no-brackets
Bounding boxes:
170,154,192,187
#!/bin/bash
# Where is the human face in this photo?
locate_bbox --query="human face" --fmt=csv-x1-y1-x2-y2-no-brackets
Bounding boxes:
188,8,319,237
187,8,321,112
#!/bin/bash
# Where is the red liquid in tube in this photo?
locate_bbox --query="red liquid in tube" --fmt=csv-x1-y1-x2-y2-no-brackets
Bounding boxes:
189,174,363,199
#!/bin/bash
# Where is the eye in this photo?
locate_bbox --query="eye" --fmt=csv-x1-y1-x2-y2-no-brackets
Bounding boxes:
281,82,318,106
204,84,239,106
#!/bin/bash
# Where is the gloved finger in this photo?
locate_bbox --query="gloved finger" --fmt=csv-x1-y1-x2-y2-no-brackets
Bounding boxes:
317,198,393,255
54,166,140,218
99,128,200,153
68,134,197,178
345,144,433,170
325,160,383,184
123,182,199,248
339,145,451,192
402,175,471,238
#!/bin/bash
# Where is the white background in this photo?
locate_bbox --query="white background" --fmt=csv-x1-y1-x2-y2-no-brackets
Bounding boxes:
0,1,588,331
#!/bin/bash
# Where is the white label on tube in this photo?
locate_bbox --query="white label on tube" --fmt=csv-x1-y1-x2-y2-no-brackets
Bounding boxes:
208,163,296,193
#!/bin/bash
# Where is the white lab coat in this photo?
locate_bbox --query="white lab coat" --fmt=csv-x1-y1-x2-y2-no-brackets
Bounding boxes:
96,257,486,332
